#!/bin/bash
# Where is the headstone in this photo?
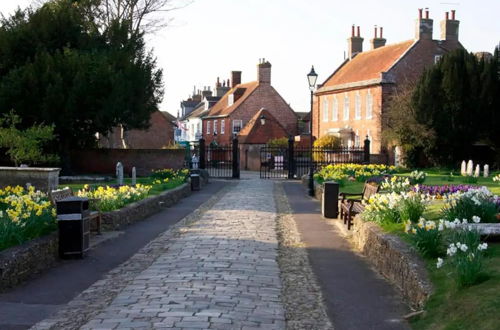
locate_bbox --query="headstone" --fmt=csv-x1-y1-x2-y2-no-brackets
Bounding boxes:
460,160,466,176
131,167,136,185
466,160,473,176
116,162,123,185
474,164,480,178
483,164,489,178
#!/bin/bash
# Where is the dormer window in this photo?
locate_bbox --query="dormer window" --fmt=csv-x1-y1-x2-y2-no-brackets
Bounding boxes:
228,94,234,106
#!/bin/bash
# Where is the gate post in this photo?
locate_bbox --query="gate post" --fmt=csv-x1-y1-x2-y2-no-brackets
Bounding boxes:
232,136,240,179
287,136,295,179
364,136,371,164
199,138,206,169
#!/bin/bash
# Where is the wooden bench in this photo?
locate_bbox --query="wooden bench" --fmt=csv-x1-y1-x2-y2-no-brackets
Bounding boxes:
50,187,102,234
339,182,380,230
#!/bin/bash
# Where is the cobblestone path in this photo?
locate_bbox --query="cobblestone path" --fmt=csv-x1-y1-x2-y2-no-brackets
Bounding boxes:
35,180,287,330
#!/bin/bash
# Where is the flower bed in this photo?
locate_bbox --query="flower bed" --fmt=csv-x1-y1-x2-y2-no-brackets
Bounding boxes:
314,163,396,185
0,186,56,252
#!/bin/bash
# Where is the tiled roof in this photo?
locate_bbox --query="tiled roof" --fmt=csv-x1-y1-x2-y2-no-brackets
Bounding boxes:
206,81,259,117
160,111,176,122
183,103,206,120
238,108,288,144
323,40,415,87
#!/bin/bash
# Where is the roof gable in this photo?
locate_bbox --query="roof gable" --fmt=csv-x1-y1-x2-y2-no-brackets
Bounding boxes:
323,40,415,88
206,81,259,117
238,108,288,144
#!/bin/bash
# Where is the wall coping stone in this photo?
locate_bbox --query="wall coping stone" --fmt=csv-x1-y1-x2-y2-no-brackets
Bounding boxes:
0,166,61,172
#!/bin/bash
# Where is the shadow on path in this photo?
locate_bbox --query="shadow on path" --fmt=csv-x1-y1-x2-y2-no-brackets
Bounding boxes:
0,181,227,330
283,181,410,330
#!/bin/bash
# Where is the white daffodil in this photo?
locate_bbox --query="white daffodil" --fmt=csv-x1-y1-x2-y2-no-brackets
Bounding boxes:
436,258,444,269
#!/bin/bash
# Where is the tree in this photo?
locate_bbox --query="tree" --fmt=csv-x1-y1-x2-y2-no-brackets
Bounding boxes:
0,111,59,166
34,0,193,34
0,0,163,169
385,48,500,167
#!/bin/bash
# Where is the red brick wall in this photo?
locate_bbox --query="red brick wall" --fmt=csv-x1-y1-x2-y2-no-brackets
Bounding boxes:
70,149,185,176
125,111,175,149
203,84,298,145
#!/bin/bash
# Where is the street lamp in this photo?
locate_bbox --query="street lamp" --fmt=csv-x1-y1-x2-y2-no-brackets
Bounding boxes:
260,114,266,126
307,66,318,197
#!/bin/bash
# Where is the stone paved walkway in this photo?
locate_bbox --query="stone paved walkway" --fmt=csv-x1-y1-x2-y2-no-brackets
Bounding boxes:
36,180,287,330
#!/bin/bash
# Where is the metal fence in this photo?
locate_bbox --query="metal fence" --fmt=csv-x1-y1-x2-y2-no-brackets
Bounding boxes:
260,141,369,179
186,138,240,179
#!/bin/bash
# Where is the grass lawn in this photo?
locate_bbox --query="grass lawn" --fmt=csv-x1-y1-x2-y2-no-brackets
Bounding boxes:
60,177,186,196
410,243,500,330
337,169,500,329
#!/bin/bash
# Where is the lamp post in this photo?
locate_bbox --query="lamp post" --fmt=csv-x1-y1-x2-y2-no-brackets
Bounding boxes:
307,66,318,197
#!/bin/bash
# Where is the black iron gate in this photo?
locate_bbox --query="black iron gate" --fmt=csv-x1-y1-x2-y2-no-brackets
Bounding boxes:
260,137,370,179
189,138,240,179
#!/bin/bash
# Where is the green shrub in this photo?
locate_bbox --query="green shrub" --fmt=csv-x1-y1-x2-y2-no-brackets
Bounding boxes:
313,135,341,148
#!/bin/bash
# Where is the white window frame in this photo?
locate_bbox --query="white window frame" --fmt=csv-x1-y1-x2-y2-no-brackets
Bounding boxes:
232,119,243,134
322,98,329,122
354,91,361,120
332,96,338,121
366,90,373,119
228,94,234,106
343,93,350,120
206,121,211,134
221,119,225,134
213,120,218,134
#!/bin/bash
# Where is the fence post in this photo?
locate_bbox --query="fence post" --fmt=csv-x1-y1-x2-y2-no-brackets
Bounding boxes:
287,136,294,179
232,136,240,179
364,136,370,164
199,138,206,169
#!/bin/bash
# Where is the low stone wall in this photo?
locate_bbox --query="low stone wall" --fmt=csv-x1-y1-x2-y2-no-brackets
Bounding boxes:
0,232,58,292
0,167,61,193
351,216,433,309
102,183,191,230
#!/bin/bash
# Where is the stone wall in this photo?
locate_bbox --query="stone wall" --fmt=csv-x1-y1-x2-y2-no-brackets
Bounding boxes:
0,167,61,193
351,216,433,309
70,149,185,176
0,232,58,292
102,183,191,230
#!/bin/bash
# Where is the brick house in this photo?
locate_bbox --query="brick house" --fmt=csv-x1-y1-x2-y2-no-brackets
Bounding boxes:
99,111,177,149
202,59,298,146
313,9,463,160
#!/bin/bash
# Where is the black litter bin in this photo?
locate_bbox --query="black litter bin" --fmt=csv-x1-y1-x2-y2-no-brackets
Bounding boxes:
322,181,339,218
191,174,200,191
56,196,91,259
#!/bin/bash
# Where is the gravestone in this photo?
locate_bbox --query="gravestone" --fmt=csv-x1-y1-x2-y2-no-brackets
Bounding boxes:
460,160,466,176
484,164,489,178
131,167,136,185
474,164,480,178
466,160,473,176
116,162,124,185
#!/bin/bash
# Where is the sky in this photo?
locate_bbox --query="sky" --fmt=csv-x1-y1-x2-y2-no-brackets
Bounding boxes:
1,0,499,117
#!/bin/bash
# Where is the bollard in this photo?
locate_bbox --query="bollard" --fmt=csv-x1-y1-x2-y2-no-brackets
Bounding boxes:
322,181,339,218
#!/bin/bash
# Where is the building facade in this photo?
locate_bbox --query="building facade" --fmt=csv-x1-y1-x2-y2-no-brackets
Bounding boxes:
202,60,298,146
313,9,462,158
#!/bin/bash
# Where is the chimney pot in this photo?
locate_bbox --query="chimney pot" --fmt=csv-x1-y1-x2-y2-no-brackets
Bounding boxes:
357,26,360,37
374,26,378,38
351,25,355,37
425,9,429,19
451,10,456,20
380,26,383,38
419,8,423,19
445,12,449,20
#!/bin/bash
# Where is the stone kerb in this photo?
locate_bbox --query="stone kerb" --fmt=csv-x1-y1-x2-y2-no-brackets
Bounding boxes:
0,232,58,292
0,167,61,193
101,183,191,230
351,215,433,309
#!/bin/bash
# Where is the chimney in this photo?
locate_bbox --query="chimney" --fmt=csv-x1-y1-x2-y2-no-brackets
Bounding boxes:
257,58,272,84
215,77,230,97
231,71,241,88
415,8,434,40
201,86,212,99
370,26,387,50
347,25,364,59
440,10,459,42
